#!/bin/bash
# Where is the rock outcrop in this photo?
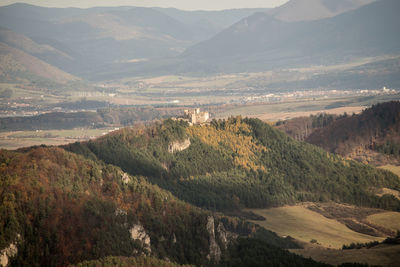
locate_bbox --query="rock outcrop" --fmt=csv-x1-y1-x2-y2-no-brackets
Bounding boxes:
168,138,190,153
121,172,130,184
0,241,18,267
216,222,228,250
205,216,238,262
129,223,151,254
206,216,221,262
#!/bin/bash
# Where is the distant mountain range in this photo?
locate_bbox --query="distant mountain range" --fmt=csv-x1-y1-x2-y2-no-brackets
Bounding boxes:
184,0,399,73
0,28,78,84
267,0,374,22
0,0,398,83
0,3,265,81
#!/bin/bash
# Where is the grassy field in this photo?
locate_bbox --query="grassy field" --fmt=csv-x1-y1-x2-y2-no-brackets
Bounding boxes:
248,205,385,249
217,94,400,121
216,99,346,118
0,128,117,150
252,106,365,121
379,165,400,177
249,204,400,265
366,212,400,232
0,82,65,102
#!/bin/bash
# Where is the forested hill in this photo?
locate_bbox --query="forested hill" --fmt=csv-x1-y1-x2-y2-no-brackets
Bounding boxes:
2,117,399,266
275,113,346,142
65,117,400,212
306,101,400,165
0,146,210,266
1,145,322,266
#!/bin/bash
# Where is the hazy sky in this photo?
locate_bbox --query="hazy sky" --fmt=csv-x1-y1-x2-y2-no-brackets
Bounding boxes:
0,0,289,10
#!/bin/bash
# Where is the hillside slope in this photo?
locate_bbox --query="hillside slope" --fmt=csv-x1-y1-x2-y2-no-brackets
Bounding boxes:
306,101,400,165
184,0,400,73
0,41,78,84
274,113,353,142
268,0,374,22
0,147,207,266
0,145,330,266
156,8,270,41
65,117,400,212
0,27,71,62
0,4,195,78
0,2,388,80
0,4,268,80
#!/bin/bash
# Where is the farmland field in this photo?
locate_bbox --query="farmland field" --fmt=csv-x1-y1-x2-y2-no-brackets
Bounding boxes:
216,93,400,121
380,165,400,177
0,128,117,150
248,205,385,249
249,204,400,266
366,212,400,232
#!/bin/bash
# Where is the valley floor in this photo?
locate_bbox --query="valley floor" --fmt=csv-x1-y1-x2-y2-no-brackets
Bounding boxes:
0,128,117,150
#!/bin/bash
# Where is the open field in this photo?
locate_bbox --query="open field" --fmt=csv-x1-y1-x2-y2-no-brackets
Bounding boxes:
291,244,400,267
249,204,400,266
217,93,400,121
216,101,366,121
248,205,385,248
251,106,365,121
217,98,351,116
375,188,400,202
0,82,66,102
367,212,400,232
0,128,117,150
380,165,400,177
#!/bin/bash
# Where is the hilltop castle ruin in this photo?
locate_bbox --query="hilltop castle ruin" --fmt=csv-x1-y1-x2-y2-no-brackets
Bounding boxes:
173,108,209,125
184,108,209,124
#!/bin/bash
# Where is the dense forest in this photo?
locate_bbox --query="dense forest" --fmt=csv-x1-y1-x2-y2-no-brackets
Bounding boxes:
275,113,346,141
65,117,400,212
1,145,327,266
0,147,210,266
70,256,195,267
305,101,400,164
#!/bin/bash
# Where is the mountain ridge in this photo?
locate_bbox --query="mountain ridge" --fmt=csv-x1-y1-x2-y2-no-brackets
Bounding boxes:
268,0,375,22
0,3,269,79
183,0,400,74
0,41,78,84
64,117,400,212
1,1,395,80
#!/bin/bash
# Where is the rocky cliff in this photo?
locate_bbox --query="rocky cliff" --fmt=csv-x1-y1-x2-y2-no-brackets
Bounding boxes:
168,138,191,153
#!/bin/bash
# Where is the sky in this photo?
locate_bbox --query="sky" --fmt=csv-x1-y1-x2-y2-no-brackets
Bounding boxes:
0,0,289,10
